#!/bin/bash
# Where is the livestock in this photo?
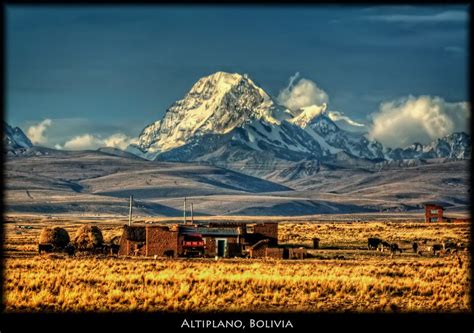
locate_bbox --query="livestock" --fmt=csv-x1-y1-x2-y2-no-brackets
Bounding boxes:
38,243,54,254
389,243,403,256
378,241,391,252
164,250,175,258
429,244,443,255
368,237,383,250
442,241,457,251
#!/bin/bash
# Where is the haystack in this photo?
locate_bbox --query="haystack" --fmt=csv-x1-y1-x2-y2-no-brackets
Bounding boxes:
38,227,70,248
123,225,146,242
73,225,103,250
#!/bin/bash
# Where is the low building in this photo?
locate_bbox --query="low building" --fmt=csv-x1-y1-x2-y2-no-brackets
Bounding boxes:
117,222,283,259
423,202,471,223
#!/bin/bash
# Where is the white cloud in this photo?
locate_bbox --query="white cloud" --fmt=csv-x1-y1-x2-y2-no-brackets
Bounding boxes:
277,73,329,112
327,110,365,127
365,10,468,23
278,74,365,131
27,119,52,145
61,133,134,151
62,134,104,150
103,133,134,150
368,95,470,148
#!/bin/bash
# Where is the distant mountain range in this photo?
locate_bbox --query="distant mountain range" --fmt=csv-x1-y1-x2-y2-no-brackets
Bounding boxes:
4,71,470,176
124,71,470,174
3,71,470,216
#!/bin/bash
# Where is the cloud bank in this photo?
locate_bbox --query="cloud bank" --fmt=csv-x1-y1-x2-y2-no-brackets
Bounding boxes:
27,119,52,145
59,133,134,150
368,95,470,148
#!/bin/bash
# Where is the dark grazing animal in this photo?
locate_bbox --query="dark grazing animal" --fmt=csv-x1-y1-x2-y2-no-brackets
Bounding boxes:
390,243,403,255
412,242,418,253
431,244,443,255
164,250,174,258
38,243,54,254
368,237,383,250
442,241,457,251
378,241,391,252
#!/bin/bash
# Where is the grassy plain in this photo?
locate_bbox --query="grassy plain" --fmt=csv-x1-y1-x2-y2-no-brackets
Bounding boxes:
3,215,470,312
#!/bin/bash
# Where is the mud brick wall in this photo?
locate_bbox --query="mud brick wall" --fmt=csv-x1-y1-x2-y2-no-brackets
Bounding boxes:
203,237,216,256
118,234,129,256
118,239,146,256
254,223,278,246
146,226,179,257
250,243,268,258
203,236,239,257
288,248,307,259
227,242,242,257
265,247,284,259
425,205,444,223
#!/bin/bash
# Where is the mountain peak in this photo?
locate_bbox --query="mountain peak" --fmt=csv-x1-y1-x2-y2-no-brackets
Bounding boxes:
4,122,33,153
129,71,282,158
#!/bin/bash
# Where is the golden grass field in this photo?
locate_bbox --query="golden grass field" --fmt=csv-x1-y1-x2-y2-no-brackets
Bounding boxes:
3,214,471,313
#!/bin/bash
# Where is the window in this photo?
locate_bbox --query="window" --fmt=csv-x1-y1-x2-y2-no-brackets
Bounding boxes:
430,217,438,222
430,209,440,214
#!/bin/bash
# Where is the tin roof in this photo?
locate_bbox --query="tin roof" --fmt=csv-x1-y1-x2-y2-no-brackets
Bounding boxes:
179,226,240,237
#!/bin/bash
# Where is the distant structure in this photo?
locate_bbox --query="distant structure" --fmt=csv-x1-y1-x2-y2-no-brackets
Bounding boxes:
424,203,444,222
117,222,284,259
424,203,470,223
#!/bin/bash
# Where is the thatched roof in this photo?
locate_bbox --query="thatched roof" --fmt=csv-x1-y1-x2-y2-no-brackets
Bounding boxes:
38,227,70,248
123,225,146,242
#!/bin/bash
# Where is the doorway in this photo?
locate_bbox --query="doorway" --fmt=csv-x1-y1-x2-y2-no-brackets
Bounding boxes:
216,239,227,257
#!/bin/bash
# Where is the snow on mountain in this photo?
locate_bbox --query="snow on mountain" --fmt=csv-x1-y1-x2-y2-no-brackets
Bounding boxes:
127,71,470,172
385,132,471,160
301,112,385,160
128,71,291,159
4,122,33,153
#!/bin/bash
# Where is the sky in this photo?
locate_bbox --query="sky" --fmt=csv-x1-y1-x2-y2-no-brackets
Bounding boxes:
6,5,470,149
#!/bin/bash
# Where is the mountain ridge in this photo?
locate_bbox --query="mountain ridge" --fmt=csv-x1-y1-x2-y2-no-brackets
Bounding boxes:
126,71,470,172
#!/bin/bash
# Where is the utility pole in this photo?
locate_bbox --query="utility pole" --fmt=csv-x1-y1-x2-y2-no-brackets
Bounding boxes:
183,197,187,224
191,203,194,224
128,195,133,226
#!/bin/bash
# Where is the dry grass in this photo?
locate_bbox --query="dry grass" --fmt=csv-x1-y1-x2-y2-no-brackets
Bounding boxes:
3,215,471,313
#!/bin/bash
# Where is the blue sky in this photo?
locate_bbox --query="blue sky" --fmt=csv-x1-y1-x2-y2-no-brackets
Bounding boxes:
6,5,470,149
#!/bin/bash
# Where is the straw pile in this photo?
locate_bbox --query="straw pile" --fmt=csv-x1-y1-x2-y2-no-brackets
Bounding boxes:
73,225,103,250
38,227,70,248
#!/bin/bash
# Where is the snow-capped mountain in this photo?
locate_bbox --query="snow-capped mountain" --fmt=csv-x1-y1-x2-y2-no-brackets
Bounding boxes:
290,105,385,160
4,122,33,153
127,71,470,173
127,71,384,163
127,71,293,160
385,132,471,160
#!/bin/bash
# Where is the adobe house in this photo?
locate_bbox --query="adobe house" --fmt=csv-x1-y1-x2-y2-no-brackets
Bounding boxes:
117,222,283,259
118,224,180,257
424,203,444,223
423,203,471,223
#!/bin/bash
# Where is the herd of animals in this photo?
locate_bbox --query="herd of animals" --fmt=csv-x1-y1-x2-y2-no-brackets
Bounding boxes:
367,237,468,257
